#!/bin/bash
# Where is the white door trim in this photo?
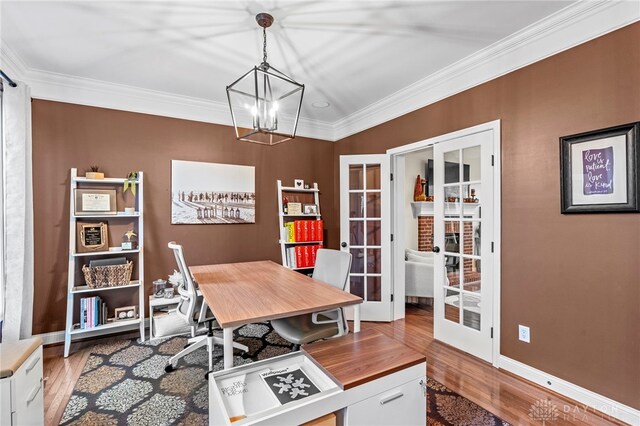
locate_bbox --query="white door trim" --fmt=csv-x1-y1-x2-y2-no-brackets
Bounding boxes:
387,120,501,366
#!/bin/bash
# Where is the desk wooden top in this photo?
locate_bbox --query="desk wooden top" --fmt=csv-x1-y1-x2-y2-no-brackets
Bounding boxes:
302,329,426,390
190,260,362,329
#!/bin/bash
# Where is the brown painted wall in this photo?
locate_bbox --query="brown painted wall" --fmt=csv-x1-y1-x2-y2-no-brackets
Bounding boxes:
333,23,640,408
31,102,335,335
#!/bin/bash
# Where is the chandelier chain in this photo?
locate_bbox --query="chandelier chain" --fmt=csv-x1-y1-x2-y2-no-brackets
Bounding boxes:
262,26,268,64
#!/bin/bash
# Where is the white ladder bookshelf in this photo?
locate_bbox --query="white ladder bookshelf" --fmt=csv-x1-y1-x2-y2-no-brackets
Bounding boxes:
276,180,323,273
64,168,145,357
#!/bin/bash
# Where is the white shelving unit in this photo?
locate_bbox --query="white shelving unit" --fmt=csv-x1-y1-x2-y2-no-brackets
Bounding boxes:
276,180,323,273
64,168,145,357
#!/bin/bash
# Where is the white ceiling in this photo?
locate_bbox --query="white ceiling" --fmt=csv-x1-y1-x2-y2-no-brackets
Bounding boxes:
1,1,637,140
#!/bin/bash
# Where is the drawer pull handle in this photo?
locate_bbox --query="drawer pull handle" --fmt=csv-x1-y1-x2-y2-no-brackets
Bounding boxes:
26,382,42,405
25,356,41,374
380,392,404,405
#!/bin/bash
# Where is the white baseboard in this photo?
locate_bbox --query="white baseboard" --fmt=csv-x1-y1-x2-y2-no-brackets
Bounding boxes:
36,319,150,346
499,356,639,425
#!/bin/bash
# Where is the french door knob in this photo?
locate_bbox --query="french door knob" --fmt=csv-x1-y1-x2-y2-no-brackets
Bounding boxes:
432,246,440,253
341,242,347,248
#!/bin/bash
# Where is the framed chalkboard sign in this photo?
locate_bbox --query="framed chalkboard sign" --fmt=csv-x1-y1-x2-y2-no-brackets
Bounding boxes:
76,222,108,253
560,122,639,213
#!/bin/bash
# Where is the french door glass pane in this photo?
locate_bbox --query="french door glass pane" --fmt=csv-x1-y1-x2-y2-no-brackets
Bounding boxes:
445,255,460,287
349,193,364,217
349,165,363,190
463,258,482,292
444,150,461,184
367,276,382,301
350,221,364,245
462,145,481,183
367,220,381,246
367,249,381,273
366,193,381,218
350,248,364,273
444,288,460,323
350,276,364,298
366,164,381,190
462,294,481,331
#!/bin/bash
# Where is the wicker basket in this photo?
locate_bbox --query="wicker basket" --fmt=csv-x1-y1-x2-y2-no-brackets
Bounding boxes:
82,261,133,288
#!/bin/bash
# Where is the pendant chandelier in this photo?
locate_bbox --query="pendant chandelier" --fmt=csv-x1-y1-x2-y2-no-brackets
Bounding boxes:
226,13,305,145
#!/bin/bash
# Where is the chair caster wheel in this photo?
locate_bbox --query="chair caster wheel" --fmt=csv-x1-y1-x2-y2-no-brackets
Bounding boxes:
165,364,175,373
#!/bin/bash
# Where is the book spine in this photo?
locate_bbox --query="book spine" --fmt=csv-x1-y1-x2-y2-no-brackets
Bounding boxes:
311,245,318,266
310,220,317,242
295,246,303,269
294,221,302,243
316,220,324,242
96,297,101,326
87,297,92,329
80,298,85,329
288,222,295,242
288,247,296,268
302,221,309,242
303,245,311,268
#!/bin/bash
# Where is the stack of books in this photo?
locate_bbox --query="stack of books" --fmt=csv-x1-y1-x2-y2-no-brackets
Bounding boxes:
283,220,323,242
286,245,322,269
79,296,108,329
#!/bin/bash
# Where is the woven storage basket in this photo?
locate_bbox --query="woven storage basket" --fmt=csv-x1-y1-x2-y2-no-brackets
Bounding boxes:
82,261,133,288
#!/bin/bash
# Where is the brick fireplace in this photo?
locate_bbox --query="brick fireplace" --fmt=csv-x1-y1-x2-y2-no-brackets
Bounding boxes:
417,215,475,271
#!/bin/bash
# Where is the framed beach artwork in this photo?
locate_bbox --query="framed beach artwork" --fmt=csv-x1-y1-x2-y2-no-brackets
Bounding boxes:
171,160,256,224
560,122,639,213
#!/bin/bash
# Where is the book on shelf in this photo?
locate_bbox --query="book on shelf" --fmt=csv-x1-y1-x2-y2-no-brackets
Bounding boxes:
288,220,323,243
79,296,108,329
286,244,323,269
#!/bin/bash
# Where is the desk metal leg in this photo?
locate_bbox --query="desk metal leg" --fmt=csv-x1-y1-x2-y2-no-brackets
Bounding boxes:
354,304,361,333
223,327,233,369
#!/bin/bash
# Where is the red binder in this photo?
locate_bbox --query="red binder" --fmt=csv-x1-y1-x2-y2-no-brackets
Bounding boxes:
316,220,324,242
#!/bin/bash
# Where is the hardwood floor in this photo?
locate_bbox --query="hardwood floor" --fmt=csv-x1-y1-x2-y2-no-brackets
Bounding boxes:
43,306,627,425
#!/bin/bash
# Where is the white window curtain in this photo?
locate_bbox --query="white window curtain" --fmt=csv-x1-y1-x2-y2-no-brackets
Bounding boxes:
1,81,34,342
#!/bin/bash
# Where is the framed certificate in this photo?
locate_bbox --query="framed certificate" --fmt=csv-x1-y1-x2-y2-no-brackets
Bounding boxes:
74,189,117,215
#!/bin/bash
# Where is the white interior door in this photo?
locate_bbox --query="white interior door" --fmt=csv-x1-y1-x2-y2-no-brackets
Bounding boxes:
340,155,392,321
433,130,495,362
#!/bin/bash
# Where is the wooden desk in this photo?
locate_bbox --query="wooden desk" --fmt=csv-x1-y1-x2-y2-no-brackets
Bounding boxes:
190,260,363,369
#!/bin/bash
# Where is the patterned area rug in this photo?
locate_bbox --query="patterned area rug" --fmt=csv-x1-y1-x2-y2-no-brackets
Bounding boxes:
427,379,510,426
60,323,510,426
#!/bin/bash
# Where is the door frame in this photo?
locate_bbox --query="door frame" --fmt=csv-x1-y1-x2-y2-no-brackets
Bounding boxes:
387,120,502,366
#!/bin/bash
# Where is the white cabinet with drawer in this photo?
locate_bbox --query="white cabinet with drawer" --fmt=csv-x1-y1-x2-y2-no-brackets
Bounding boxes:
345,376,426,426
0,338,44,426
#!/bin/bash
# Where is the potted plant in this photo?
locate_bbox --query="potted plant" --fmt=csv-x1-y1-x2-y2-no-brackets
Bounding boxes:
123,171,138,196
85,165,104,179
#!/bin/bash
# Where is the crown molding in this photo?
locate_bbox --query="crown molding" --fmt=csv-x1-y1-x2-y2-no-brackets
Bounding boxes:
332,0,640,141
2,1,638,142
1,42,335,141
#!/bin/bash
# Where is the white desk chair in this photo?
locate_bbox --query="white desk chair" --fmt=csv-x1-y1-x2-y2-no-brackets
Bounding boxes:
271,249,352,349
164,242,248,377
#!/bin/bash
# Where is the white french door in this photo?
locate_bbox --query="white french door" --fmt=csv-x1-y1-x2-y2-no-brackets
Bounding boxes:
433,129,495,362
339,155,392,321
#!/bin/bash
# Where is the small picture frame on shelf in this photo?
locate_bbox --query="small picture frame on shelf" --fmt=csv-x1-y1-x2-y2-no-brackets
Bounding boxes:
76,222,108,253
294,179,304,188
303,204,318,215
288,202,302,215
74,189,116,215
114,306,138,321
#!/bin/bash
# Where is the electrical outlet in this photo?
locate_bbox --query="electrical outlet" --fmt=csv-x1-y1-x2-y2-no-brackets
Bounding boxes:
519,325,530,343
